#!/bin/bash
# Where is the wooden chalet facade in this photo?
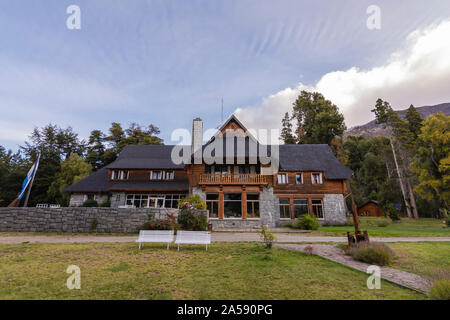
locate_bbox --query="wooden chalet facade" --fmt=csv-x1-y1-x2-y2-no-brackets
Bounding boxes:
66,115,353,228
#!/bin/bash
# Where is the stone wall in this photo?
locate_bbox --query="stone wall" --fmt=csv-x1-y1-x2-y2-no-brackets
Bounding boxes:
0,207,176,233
323,194,347,225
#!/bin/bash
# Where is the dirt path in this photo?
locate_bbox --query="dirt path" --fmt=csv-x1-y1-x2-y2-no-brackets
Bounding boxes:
275,243,432,293
0,233,449,244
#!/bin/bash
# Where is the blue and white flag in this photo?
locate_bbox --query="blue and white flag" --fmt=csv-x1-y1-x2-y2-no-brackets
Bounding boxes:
18,153,41,200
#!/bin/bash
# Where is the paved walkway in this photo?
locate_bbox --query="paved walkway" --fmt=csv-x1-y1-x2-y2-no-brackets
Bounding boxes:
275,243,432,293
0,233,449,244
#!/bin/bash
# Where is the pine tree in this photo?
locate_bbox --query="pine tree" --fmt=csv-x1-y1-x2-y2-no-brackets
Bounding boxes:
280,112,296,144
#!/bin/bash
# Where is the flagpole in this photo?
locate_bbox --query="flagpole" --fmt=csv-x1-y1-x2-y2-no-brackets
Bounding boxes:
23,153,40,208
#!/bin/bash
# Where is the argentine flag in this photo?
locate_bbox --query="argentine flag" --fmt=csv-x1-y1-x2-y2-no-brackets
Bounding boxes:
18,153,41,200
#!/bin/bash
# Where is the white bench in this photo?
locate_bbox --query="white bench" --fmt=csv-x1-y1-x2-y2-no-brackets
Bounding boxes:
36,204,48,208
118,205,136,208
175,231,211,251
136,230,174,250
49,204,60,208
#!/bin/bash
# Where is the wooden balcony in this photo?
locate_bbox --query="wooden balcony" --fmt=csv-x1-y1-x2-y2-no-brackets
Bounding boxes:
199,174,268,185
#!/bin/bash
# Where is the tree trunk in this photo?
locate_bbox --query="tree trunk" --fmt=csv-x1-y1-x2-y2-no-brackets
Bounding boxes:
390,138,412,218
406,179,419,219
346,181,360,234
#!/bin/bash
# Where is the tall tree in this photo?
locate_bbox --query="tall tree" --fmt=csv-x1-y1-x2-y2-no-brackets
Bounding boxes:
86,130,106,170
280,112,296,144
48,154,92,206
411,113,450,211
19,124,86,206
291,91,346,145
371,99,416,218
405,104,423,139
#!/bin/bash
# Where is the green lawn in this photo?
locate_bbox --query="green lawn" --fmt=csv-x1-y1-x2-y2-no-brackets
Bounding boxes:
0,242,423,300
389,242,450,280
315,217,450,237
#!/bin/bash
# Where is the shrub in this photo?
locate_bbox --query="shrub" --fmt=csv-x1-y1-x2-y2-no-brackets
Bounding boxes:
429,279,450,300
99,201,111,207
177,207,208,231
259,224,277,249
82,199,98,207
386,204,401,221
376,220,390,227
303,245,314,255
90,218,98,232
294,214,319,230
179,195,206,210
142,214,179,230
349,243,393,266
441,209,450,227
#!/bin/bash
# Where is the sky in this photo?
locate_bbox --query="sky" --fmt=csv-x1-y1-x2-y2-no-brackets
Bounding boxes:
1,0,450,150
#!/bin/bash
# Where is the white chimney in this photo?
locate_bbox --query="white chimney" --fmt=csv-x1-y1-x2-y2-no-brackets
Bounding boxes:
192,118,203,164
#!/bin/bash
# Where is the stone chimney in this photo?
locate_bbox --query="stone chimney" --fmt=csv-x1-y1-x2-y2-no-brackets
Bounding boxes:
192,118,203,164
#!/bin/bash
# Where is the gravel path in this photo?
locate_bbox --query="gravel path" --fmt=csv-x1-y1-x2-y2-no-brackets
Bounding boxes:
0,233,449,244
275,243,432,293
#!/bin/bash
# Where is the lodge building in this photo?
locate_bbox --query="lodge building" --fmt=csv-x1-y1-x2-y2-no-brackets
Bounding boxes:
66,116,353,229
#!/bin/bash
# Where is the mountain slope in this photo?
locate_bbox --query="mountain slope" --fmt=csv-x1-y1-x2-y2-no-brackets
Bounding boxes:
345,103,450,138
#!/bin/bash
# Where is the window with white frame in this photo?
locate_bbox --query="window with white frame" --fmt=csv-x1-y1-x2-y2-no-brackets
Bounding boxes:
111,170,129,180
164,170,174,180
311,172,323,184
126,194,186,208
150,170,162,180
295,173,303,184
277,173,288,184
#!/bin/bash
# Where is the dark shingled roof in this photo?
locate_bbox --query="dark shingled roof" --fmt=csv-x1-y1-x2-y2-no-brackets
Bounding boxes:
64,167,189,193
278,144,353,180
64,167,110,192
106,145,185,169
66,143,352,193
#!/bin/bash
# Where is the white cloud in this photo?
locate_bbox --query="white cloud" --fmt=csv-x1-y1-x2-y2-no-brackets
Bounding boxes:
235,19,450,133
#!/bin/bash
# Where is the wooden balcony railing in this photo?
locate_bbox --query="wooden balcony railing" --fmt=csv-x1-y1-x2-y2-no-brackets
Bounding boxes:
199,174,268,185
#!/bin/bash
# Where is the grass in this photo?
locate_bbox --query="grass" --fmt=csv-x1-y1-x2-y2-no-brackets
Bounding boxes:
316,217,450,237
0,242,424,300
388,242,450,281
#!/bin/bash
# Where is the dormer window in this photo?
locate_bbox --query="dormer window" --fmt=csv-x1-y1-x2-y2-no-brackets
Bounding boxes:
150,170,162,180
164,170,174,180
111,170,129,180
295,173,303,184
311,173,323,184
277,173,288,184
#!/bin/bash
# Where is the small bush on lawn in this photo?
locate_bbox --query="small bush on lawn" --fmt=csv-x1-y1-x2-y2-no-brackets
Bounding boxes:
294,214,319,230
90,218,98,232
376,220,390,227
441,209,450,227
259,224,277,249
349,243,394,266
82,199,98,207
429,279,450,300
386,204,401,221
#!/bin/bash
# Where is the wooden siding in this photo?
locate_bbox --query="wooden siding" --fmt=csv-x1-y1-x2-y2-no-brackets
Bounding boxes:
358,202,383,217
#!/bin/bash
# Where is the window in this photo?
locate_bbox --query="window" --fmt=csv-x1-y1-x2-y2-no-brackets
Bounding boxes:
311,199,324,219
294,199,308,218
295,173,303,184
206,194,219,218
246,194,260,218
215,165,230,174
126,194,149,208
223,193,242,218
126,194,186,208
279,198,291,219
112,170,129,180
277,173,288,184
311,173,323,184
164,194,185,208
164,170,174,180
115,194,120,202
150,170,162,180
